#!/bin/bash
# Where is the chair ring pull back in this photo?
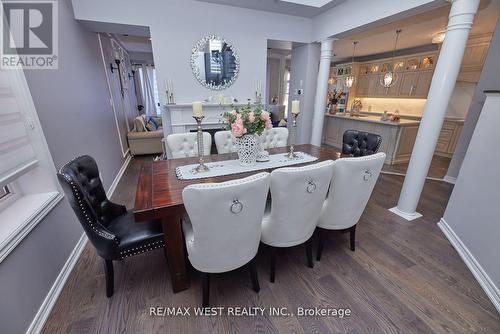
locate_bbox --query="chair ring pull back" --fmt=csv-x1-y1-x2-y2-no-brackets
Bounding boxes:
306,181,317,194
230,198,243,214
364,169,372,181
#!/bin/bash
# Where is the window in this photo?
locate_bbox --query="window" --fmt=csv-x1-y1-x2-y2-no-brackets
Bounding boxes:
0,62,62,263
283,69,291,118
136,65,161,116
0,186,9,200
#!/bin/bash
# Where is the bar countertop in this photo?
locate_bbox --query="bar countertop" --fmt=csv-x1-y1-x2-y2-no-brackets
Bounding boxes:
325,113,421,126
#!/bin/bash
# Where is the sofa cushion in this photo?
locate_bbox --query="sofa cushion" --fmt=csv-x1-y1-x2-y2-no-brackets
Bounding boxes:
134,115,147,132
127,128,163,139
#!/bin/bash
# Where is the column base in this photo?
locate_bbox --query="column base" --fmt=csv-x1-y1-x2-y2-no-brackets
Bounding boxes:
389,207,423,221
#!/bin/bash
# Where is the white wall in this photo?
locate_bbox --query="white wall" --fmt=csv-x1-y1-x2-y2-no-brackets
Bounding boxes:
440,92,500,312
289,43,320,144
266,57,282,105
447,19,500,179
72,0,312,105
0,1,128,333
446,81,476,118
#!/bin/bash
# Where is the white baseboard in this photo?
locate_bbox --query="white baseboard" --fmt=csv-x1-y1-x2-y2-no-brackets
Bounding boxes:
106,154,131,198
26,155,132,333
443,175,457,184
438,218,500,314
26,233,88,334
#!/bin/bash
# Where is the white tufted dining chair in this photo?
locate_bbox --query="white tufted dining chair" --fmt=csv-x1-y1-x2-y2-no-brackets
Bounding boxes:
214,130,237,154
214,128,289,155
182,172,271,306
260,160,334,282
260,127,289,150
165,132,212,159
316,152,386,260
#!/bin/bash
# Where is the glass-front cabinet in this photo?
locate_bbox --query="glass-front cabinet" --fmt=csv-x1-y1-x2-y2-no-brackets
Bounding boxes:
393,60,405,72
421,55,435,69
354,52,437,98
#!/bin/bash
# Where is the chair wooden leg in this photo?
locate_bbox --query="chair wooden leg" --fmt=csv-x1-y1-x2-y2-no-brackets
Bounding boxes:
248,257,260,293
306,238,314,268
202,272,210,307
270,247,276,283
104,259,114,298
316,228,324,261
350,225,356,252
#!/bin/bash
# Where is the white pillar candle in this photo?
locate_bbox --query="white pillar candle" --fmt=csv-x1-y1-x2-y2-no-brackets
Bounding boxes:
291,100,300,114
192,101,203,117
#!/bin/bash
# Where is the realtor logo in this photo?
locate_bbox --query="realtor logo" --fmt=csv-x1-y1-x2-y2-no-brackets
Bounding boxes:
1,1,58,69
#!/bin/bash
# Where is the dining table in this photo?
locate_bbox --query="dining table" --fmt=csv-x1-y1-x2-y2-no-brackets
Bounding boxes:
133,144,341,293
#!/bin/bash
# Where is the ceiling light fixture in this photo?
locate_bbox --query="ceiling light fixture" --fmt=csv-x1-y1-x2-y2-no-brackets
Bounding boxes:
432,31,446,44
380,29,402,88
345,41,358,89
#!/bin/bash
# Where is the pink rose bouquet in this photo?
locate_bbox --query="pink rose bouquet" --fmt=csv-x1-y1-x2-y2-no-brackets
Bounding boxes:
223,102,272,138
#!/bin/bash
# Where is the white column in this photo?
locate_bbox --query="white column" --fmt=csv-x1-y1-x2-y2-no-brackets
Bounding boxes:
311,39,335,146
390,0,480,221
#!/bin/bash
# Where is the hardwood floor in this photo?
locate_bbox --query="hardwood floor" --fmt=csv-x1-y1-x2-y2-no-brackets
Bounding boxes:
42,155,500,334
382,154,451,179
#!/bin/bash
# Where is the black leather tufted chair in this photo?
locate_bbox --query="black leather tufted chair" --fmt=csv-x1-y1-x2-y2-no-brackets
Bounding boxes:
57,155,164,297
342,130,382,157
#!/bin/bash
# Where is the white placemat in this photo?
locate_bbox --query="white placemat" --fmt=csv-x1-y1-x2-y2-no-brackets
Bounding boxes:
176,151,318,180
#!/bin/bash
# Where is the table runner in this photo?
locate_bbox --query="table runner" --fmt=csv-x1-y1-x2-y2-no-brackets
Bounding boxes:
175,151,318,180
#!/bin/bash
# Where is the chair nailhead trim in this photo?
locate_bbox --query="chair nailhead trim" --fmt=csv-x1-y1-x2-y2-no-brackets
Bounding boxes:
120,240,164,258
60,173,119,244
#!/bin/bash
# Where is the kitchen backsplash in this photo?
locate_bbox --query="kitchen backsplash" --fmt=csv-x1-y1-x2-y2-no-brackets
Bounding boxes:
358,98,426,117
357,82,475,119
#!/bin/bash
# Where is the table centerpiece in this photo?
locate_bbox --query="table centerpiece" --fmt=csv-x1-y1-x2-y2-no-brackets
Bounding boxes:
223,101,272,166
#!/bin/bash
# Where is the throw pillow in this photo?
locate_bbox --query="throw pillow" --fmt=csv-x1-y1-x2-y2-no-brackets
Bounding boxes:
148,116,159,129
145,119,158,131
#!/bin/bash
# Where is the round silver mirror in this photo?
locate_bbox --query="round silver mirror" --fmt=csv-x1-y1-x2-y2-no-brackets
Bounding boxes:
190,35,239,90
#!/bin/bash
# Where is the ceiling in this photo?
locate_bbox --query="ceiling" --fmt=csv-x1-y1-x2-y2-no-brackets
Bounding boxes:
115,35,153,53
195,0,346,17
331,0,499,61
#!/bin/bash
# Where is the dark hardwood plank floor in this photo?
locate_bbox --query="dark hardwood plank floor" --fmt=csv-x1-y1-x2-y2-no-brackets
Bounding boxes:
42,154,500,334
382,154,451,179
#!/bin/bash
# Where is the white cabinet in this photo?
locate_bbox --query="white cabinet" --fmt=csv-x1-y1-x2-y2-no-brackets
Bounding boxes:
414,70,433,98
354,52,436,99
457,33,492,83
399,72,419,97
434,119,464,157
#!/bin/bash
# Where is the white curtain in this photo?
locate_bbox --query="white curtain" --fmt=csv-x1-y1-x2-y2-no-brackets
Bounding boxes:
136,64,157,116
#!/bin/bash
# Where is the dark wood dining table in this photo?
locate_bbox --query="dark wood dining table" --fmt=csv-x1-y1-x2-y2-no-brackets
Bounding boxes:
133,144,341,293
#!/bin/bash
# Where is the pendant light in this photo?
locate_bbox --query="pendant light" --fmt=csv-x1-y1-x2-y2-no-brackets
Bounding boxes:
345,41,358,88
380,29,402,88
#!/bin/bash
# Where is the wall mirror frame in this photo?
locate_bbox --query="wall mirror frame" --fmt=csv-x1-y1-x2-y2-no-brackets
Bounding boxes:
190,34,240,90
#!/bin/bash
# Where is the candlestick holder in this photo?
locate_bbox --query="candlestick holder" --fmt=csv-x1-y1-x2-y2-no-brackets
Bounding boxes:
193,116,210,173
166,90,175,104
286,113,299,159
